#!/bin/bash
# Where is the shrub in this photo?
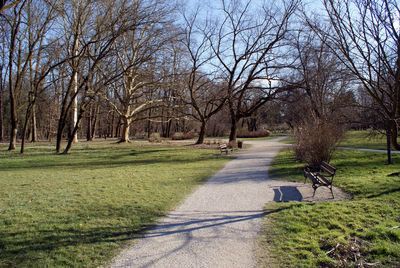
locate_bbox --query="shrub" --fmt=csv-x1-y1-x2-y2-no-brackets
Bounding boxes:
148,133,162,143
183,131,195,139
171,131,196,140
293,120,344,167
171,132,184,140
237,130,270,138
134,132,147,139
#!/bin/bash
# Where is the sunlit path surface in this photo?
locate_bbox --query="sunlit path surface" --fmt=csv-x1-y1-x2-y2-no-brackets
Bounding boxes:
108,137,289,268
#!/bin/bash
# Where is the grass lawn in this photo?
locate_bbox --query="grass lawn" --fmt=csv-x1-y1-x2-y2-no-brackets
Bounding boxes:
0,141,231,267
277,136,294,144
339,130,387,150
280,130,390,150
238,136,277,141
258,149,400,267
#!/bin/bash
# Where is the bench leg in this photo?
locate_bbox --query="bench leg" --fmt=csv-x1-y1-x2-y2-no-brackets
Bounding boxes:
329,186,334,199
312,185,318,197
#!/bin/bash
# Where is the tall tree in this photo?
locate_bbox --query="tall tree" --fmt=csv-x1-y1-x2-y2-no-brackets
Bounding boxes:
20,0,60,153
289,29,354,123
99,0,175,143
56,0,147,153
1,0,28,150
311,0,400,150
205,0,299,142
283,28,355,165
181,8,226,144
0,18,6,141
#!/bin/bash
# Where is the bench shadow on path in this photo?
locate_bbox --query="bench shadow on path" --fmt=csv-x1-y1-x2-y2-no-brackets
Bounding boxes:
273,186,303,202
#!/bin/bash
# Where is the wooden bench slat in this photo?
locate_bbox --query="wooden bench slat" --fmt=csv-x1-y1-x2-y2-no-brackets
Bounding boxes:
303,161,337,199
316,173,331,185
321,161,336,175
219,144,232,154
305,171,319,185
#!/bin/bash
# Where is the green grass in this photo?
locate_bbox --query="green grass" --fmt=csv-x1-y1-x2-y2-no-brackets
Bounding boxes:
258,149,400,267
0,141,231,267
339,130,387,150
238,136,277,141
278,136,294,144
280,130,389,149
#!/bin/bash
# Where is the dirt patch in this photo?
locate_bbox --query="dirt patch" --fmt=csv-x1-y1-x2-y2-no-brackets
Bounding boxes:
270,181,352,202
297,184,352,202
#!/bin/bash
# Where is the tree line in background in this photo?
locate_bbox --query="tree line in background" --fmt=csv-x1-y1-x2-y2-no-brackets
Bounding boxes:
0,0,398,160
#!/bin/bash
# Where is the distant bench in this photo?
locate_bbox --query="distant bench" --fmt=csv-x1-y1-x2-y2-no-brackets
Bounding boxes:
219,144,233,154
303,161,337,198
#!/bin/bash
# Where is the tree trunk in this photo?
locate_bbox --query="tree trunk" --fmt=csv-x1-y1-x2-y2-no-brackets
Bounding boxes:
90,104,98,140
391,121,400,151
63,106,85,154
20,103,33,154
229,116,238,143
147,108,152,138
196,119,207,144
72,71,78,143
119,117,131,142
62,99,91,154
166,119,172,138
115,117,121,138
247,117,257,131
31,103,37,142
161,108,166,137
0,69,3,142
8,58,17,150
86,105,92,141
387,126,393,164
8,91,17,150
110,111,115,138
56,115,67,153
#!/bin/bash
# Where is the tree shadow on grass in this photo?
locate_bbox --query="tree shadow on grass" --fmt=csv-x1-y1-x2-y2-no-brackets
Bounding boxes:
0,153,220,172
0,205,297,267
366,187,400,199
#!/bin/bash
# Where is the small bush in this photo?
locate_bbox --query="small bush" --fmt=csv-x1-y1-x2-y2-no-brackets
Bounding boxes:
293,120,344,166
148,133,162,143
237,130,270,138
171,132,184,140
183,131,195,139
171,131,196,140
134,132,147,139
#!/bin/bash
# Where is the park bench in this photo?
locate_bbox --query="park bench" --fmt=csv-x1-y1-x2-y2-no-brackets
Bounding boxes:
219,144,233,154
303,161,337,198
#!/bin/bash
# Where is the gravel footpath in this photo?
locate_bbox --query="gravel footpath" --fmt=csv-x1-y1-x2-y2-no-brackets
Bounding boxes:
107,137,348,268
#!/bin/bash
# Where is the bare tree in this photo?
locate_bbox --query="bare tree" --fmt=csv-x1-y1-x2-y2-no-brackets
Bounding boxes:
0,18,7,141
55,0,150,153
99,0,175,143
310,0,400,150
1,0,30,150
284,28,355,165
19,0,60,153
289,29,354,124
204,0,299,143
180,8,226,144
0,0,22,12
1,0,61,152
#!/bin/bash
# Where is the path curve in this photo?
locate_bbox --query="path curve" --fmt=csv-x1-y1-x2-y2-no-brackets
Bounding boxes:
107,137,343,268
